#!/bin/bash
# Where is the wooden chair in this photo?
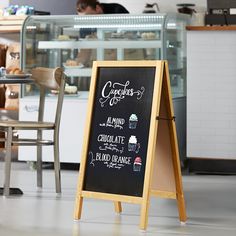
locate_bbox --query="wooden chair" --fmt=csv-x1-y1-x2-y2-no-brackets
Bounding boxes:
0,67,66,196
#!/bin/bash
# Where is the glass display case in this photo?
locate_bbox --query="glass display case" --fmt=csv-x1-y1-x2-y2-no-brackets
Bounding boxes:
19,14,190,163
21,13,189,98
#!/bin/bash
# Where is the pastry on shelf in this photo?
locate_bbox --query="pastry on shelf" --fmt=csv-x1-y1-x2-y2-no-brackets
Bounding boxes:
64,59,83,68
65,59,77,66
141,32,156,40
7,67,24,75
65,84,77,94
51,83,77,95
58,35,70,41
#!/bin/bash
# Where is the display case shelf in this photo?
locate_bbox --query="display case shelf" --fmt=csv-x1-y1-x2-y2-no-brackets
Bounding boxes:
38,40,162,49
64,68,91,77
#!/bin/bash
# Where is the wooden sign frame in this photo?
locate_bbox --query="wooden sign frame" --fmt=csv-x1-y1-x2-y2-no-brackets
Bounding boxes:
74,60,186,230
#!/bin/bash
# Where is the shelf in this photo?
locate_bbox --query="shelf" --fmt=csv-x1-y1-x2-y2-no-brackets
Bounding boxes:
22,91,89,100
38,40,162,49
64,68,92,77
0,15,27,33
0,16,26,21
0,25,22,33
0,107,18,111
48,91,89,100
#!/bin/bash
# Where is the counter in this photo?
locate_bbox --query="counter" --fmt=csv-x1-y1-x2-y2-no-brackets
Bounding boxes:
186,26,236,31
186,25,236,173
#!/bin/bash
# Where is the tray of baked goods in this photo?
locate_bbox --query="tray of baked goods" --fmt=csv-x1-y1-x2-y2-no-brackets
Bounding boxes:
0,67,32,84
54,35,76,41
63,60,84,69
50,83,79,96
140,32,158,40
5,67,31,78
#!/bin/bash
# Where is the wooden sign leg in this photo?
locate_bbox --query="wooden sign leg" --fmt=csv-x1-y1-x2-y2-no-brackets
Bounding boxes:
170,121,187,222
140,198,150,230
114,201,122,213
147,61,187,226
163,61,187,222
74,196,83,220
177,192,187,222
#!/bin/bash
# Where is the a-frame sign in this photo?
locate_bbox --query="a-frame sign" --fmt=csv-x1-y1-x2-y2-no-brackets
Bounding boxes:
74,60,186,230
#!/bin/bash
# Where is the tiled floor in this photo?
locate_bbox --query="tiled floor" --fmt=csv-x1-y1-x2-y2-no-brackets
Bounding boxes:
0,162,236,236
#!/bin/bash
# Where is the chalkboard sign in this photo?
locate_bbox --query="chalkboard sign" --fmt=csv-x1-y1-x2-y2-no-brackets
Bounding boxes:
84,66,155,197
75,61,186,230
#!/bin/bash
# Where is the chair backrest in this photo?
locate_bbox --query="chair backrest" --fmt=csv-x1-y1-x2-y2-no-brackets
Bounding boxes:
31,67,65,130
31,67,64,90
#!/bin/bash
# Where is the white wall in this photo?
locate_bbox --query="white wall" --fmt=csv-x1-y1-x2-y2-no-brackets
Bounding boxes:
0,0,8,8
103,0,207,14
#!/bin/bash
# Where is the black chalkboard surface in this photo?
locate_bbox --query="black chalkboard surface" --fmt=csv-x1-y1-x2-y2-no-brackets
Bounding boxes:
83,66,156,197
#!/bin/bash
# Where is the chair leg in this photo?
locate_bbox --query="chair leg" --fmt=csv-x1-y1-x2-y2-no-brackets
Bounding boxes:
54,134,61,193
3,127,13,196
37,131,43,188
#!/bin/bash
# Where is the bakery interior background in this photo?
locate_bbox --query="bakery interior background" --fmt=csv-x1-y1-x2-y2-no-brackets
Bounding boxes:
1,0,207,15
